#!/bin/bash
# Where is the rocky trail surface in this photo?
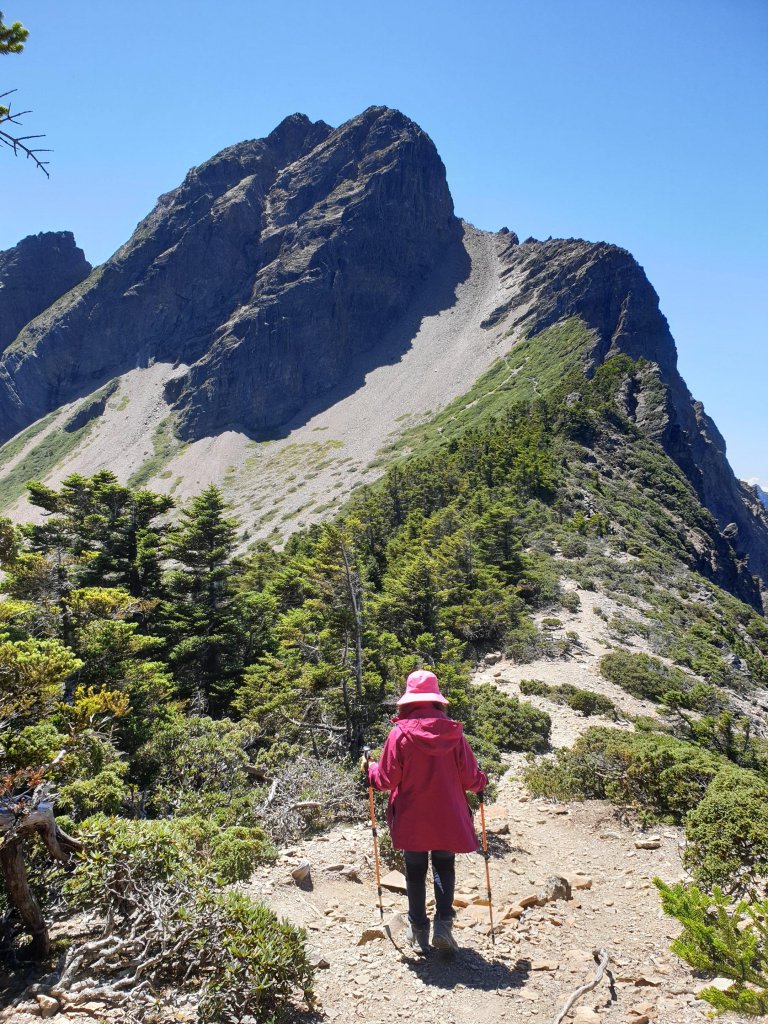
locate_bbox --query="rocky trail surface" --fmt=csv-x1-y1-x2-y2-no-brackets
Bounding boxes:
236,586,752,1024
242,776,725,1024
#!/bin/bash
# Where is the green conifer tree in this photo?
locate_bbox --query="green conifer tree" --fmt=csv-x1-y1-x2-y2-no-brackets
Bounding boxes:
656,880,768,1016
163,486,244,711
26,472,174,602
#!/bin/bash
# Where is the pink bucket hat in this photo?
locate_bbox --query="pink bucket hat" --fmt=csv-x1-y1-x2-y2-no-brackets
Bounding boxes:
396,670,449,706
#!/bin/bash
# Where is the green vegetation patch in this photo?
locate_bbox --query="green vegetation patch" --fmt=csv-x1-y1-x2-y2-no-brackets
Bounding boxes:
0,410,58,475
128,414,187,488
519,678,619,718
0,416,99,510
684,766,768,893
467,683,551,752
523,726,724,819
599,649,719,710
389,316,596,459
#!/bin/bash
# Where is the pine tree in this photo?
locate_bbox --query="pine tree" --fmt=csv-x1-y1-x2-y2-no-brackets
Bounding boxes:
163,486,244,711
26,472,173,602
655,880,768,1016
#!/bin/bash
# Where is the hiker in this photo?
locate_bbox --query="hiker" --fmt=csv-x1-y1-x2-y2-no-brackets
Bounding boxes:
365,669,488,954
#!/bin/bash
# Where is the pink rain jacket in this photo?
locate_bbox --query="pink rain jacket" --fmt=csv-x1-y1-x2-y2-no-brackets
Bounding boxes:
368,706,488,853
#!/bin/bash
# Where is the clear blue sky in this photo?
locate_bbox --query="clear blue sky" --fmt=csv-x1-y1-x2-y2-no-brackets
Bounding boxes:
3,0,766,484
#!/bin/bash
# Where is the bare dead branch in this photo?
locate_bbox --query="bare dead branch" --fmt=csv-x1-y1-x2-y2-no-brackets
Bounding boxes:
551,947,611,1024
0,90,50,176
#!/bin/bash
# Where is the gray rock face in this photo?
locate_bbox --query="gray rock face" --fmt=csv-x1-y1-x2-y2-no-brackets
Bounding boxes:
0,231,91,352
0,107,459,442
166,108,460,439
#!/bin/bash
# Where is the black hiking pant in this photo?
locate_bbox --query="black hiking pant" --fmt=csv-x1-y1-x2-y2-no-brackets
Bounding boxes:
403,850,455,928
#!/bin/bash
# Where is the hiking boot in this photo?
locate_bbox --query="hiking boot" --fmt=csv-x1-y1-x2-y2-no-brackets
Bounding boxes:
405,922,430,955
432,917,459,953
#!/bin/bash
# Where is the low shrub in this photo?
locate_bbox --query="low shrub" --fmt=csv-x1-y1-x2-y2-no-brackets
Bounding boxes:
519,678,549,697
671,710,768,772
64,821,310,1023
255,755,363,845
560,591,581,613
523,727,723,818
467,683,551,753
599,649,715,710
197,890,313,1023
566,688,617,718
684,766,768,895
519,679,618,718
69,815,275,904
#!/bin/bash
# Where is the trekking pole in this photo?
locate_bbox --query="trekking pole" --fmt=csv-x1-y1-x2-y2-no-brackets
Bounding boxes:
478,789,496,945
363,746,384,921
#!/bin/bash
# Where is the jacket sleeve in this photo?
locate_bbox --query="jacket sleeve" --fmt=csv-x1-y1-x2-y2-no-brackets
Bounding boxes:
367,727,402,792
457,736,488,793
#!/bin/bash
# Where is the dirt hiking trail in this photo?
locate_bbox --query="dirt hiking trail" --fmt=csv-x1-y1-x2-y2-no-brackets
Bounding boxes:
244,775,742,1024
239,583,753,1024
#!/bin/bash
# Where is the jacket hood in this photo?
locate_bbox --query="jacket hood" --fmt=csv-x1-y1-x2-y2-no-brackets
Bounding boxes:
396,715,465,755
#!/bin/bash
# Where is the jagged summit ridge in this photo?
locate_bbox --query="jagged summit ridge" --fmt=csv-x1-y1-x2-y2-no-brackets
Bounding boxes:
0,106,457,442
166,106,458,439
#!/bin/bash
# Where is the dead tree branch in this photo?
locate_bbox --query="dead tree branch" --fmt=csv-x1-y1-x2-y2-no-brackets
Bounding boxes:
0,90,50,176
551,947,611,1024
0,783,83,957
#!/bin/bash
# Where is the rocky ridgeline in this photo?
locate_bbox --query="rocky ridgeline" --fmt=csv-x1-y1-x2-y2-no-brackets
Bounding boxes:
485,234,768,593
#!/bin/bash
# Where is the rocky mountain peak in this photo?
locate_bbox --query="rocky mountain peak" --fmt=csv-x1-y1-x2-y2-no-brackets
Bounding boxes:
0,107,457,443
0,108,765,603
0,231,91,352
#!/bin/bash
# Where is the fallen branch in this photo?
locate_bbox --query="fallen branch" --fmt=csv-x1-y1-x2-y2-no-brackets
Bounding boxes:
261,778,279,812
551,947,611,1024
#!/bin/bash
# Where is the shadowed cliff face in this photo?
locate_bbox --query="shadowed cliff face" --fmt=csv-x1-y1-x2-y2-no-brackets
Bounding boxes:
0,232,91,352
0,113,335,438
0,106,460,443
165,107,462,439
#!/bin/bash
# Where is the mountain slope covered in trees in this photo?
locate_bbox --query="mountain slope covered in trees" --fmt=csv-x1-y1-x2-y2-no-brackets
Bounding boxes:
3,312,768,1016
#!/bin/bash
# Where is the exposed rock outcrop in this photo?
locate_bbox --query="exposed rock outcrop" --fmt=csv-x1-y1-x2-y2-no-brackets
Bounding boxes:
165,107,460,439
0,231,91,352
